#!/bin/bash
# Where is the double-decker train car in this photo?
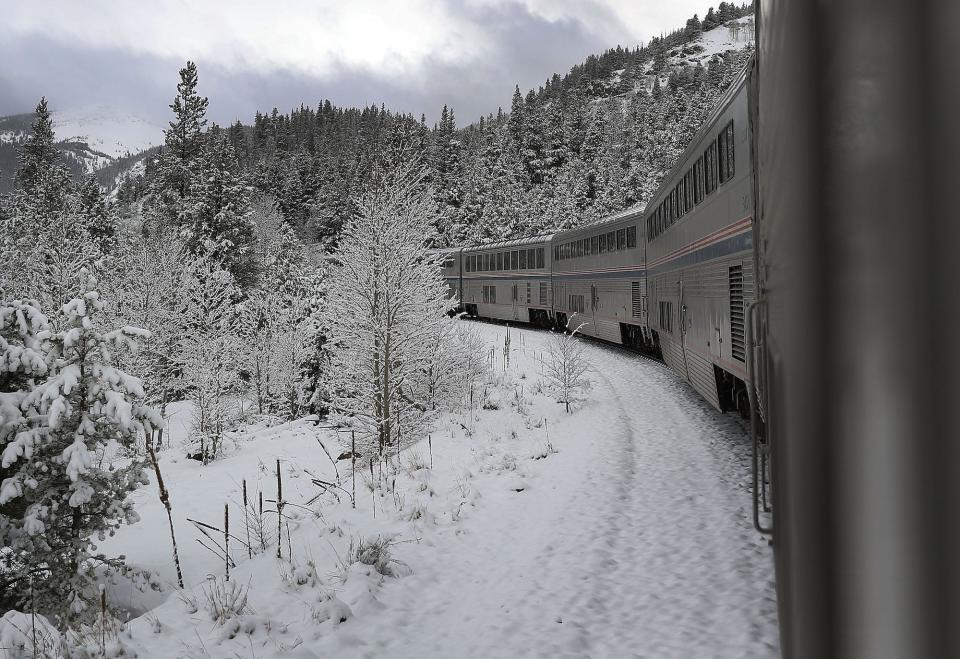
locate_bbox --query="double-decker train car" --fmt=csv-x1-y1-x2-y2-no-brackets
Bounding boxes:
460,236,553,325
644,67,755,415
550,207,653,350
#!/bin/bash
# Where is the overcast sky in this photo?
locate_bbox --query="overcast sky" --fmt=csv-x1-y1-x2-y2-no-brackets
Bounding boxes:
1,0,707,126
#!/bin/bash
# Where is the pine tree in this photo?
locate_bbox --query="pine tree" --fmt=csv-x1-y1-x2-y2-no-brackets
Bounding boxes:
15,98,62,199
0,270,160,624
507,85,524,149
181,132,255,282
75,175,116,254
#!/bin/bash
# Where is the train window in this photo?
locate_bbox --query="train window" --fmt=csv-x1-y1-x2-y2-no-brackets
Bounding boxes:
617,228,626,250
685,170,693,210
510,251,518,269
659,300,674,333
519,249,527,269
725,121,735,181
582,238,588,256
627,226,637,248
705,142,717,194
569,295,585,314
718,129,728,184
526,248,534,268
694,159,704,204
589,235,597,254
537,248,544,268
493,252,500,271
646,217,652,241
598,233,607,252
606,231,615,251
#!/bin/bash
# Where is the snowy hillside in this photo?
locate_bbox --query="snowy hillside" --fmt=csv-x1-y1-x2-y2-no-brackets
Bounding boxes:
0,107,162,192
53,106,165,159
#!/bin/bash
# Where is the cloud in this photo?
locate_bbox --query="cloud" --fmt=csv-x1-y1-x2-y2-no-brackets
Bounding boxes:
0,0,706,124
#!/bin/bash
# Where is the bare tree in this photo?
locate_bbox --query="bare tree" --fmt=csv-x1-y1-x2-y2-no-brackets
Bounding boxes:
323,164,456,456
544,316,591,413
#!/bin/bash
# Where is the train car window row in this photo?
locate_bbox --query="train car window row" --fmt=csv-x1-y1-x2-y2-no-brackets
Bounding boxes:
463,248,545,272
554,225,639,261
647,119,735,242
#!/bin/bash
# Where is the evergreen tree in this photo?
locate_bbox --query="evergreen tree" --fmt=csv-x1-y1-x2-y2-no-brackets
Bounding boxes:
0,271,160,624
507,85,524,149
180,132,256,283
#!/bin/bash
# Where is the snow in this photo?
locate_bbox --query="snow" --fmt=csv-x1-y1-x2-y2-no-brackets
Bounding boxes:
52,106,165,158
6,321,778,657
689,17,756,65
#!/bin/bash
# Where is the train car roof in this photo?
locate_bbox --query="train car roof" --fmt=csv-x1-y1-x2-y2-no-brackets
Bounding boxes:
552,204,647,241
461,234,554,253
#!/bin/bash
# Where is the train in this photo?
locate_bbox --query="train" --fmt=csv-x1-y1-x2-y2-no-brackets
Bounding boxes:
442,65,757,422
440,2,960,653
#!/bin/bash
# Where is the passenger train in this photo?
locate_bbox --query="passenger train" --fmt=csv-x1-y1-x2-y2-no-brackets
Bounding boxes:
442,66,757,422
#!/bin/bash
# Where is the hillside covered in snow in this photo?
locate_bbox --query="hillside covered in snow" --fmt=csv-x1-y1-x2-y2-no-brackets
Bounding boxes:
0,106,163,193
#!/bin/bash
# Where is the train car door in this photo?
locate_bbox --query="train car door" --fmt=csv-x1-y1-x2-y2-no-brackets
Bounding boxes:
511,282,519,321
590,283,598,333
679,278,690,380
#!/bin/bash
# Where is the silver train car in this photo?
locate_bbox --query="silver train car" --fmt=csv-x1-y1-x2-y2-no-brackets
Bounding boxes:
644,67,754,415
459,235,553,325
550,207,652,348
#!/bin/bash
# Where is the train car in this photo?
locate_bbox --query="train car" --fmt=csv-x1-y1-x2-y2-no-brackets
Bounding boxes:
460,235,554,325
644,67,755,415
550,207,655,351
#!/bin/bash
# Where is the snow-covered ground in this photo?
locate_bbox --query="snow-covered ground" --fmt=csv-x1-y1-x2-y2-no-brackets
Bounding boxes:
3,321,778,658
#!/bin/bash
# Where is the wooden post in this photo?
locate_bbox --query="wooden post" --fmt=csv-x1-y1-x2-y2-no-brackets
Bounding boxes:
429,434,433,469
147,442,183,588
242,480,252,558
351,431,356,509
276,459,283,560
224,503,230,581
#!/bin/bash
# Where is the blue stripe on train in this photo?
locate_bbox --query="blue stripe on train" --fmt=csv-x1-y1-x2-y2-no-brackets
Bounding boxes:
648,231,752,274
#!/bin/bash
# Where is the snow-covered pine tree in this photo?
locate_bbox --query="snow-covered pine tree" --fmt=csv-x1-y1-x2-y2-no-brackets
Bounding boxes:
75,175,117,255
324,163,456,456
157,61,209,207
0,270,160,624
180,131,256,283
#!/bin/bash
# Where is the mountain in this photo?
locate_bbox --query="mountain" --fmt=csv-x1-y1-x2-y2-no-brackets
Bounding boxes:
0,106,165,193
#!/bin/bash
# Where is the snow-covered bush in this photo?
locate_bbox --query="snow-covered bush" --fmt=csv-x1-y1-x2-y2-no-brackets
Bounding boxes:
0,270,161,625
203,577,252,625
